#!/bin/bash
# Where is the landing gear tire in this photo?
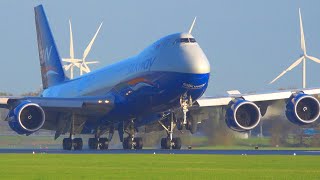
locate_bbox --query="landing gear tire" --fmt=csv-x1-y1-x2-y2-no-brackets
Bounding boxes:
172,137,182,149
73,138,83,150
98,138,109,150
186,115,197,134
176,118,184,130
88,138,99,150
63,138,72,150
134,137,143,149
161,138,171,149
123,137,133,149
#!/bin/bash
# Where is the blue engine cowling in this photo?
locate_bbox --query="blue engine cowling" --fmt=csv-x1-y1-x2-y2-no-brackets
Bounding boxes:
226,99,261,132
8,101,45,135
286,93,320,125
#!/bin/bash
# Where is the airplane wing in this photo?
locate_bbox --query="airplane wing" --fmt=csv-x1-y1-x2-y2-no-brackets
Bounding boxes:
0,95,115,138
195,88,320,107
0,96,114,114
190,88,320,132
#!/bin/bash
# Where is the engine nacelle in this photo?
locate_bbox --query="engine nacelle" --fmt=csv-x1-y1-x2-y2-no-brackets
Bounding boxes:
226,99,261,132
8,102,45,135
286,93,320,125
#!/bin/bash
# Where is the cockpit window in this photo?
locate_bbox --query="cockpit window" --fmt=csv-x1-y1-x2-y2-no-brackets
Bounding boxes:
189,38,196,43
174,38,197,45
180,38,189,43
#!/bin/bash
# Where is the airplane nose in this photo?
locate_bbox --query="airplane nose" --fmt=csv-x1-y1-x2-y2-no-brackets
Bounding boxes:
152,45,210,74
178,45,210,74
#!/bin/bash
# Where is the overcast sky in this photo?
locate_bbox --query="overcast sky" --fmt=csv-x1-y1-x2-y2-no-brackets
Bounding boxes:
0,0,320,95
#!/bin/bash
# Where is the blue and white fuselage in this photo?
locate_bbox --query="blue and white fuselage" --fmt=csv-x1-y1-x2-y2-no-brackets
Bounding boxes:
42,33,210,127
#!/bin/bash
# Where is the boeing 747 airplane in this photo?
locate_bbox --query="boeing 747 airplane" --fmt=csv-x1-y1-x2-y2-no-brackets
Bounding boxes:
1,5,320,150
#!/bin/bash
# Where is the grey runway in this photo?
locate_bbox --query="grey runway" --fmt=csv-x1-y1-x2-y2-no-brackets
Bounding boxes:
0,149,320,155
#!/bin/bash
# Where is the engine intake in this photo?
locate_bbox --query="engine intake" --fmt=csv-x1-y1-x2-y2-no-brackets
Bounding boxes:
226,99,261,131
8,102,45,135
286,93,320,125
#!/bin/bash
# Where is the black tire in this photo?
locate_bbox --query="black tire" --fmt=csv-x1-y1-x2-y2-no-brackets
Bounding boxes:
63,138,72,150
123,138,128,149
176,118,184,130
185,119,191,131
99,138,109,150
164,138,171,149
186,115,197,134
190,120,197,134
172,137,182,149
123,137,133,149
73,138,83,150
88,138,98,150
134,137,143,150
126,137,133,149
161,138,166,149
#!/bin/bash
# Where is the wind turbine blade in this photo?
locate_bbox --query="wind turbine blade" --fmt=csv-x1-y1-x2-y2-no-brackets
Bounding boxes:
269,56,304,84
188,17,197,34
307,55,320,63
69,19,74,59
81,64,90,73
299,8,307,55
63,64,73,71
85,61,99,64
74,63,81,68
62,58,82,63
84,63,91,72
82,22,103,61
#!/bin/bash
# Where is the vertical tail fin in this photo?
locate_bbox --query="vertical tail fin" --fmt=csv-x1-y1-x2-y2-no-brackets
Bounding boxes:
34,5,66,89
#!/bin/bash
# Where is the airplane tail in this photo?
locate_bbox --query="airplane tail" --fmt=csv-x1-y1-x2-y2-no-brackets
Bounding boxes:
34,5,66,89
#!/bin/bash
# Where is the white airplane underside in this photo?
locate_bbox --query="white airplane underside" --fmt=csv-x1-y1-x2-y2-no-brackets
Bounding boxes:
1,5,320,150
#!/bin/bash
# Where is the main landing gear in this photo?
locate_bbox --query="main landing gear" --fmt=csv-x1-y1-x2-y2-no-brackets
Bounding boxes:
120,120,144,150
159,113,182,149
123,136,143,150
88,127,114,150
62,116,83,150
62,137,83,150
62,115,112,150
88,137,109,150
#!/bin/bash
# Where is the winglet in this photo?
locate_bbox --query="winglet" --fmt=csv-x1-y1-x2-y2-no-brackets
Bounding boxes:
188,17,197,34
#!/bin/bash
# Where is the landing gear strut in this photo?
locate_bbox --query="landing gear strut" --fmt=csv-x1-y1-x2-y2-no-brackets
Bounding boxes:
159,113,182,149
121,120,143,150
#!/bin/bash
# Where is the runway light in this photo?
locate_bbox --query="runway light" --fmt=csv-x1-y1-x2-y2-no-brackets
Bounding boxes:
98,100,102,103
105,100,109,104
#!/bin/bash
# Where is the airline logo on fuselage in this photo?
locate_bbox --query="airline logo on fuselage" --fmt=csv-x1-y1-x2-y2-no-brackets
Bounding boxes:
127,57,156,74
183,83,206,90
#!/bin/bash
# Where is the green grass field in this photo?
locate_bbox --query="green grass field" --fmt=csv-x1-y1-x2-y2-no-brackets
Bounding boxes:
0,154,319,179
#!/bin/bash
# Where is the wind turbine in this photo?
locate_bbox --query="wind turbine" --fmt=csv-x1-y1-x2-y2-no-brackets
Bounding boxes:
63,20,102,79
269,9,320,88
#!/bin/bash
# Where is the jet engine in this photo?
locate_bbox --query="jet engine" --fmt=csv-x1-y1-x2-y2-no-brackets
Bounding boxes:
226,99,261,131
8,102,45,135
286,93,320,125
